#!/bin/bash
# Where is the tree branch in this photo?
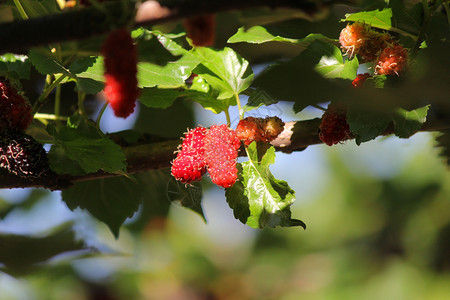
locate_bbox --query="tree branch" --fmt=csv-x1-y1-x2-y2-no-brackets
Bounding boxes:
0,117,446,191
0,0,353,54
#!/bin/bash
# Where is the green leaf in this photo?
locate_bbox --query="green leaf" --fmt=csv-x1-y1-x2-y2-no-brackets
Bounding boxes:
17,0,58,18
193,47,254,100
243,88,279,112
0,53,31,79
137,53,200,88
76,56,104,82
228,26,335,52
392,105,429,138
343,8,393,30
139,85,225,113
0,225,86,276
134,29,181,65
225,164,251,224
315,45,359,80
228,26,299,44
139,87,181,109
62,177,143,238
389,0,422,35
347,106,392,145
252,40,345,112
48,122,127,175
76,77,104,95
69,56,98,74
166,176,206,222
28,48,69,75
226,143,305,229
125,170,176,232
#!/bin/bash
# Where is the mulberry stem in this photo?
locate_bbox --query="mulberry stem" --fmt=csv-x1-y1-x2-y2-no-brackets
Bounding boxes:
235,92,243,119
34,113,68,121
96,102,108,132
225,109,231,126
33,74,69,114
54,85,62,126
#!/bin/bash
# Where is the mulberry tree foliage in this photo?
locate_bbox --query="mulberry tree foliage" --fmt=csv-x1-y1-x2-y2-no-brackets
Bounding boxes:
0,0,448,266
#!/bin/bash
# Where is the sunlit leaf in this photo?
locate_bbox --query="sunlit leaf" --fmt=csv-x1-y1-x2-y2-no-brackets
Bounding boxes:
193,47,254,100
137,53,200,88
0,53,31,79
315,45,359,80
228,26,299,44
76,56,104,82
343,8,392,30
226,143,305,229
392,105,429,138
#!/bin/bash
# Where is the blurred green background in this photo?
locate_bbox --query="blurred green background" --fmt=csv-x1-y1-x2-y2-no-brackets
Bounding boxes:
0,100,449,300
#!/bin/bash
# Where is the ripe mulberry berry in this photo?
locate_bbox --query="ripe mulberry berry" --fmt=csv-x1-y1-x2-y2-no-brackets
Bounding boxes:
236,116,285,146
203,124,240,188
319,103,351,146
102,28,140,118
358,32,394,62
352,73,371,88
339,22,369,58
0,78,32,132
0,130,49,178
236,117,264,146
171,126,208,184
184,14,216,47
375,44,408,76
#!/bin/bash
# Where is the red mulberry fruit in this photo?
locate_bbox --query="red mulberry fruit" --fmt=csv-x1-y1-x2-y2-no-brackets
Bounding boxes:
319,103,351,146
352,73,371,88
102,29,140,118
375,44,409,76
171,126,208,184
236,116,284,146
0,78,32,132
0,130,49,178
358,31,394,62
339,22,369,58
203,124,240,188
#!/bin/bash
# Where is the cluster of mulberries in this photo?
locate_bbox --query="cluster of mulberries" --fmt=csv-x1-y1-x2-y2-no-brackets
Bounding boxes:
0,78,49,178
339,22,409,76
171,124,240,188
319,103,351,146
102,28,140,118
171,117,285,187
235,116,285,146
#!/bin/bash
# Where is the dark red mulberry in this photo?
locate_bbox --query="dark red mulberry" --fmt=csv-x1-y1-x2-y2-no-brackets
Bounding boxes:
319,103,351,146
0,130,49,178
0,78,33,132
102,29,140,118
